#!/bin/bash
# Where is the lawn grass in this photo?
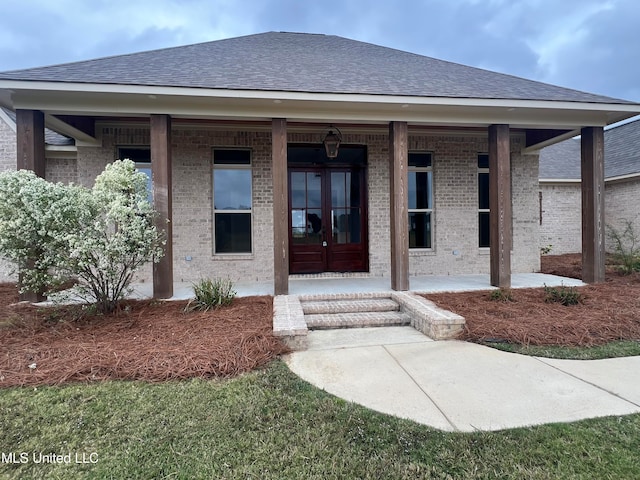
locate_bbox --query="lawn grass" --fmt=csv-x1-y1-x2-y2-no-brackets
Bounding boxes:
483,340,640,359
2,361,640,479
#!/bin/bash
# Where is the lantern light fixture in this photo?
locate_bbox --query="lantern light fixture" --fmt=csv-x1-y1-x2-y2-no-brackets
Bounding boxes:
322,126,343,159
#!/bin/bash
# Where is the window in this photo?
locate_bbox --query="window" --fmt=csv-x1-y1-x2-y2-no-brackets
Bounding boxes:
408,152,433,249
213,149,252,254
118,146,152,201
478,153,490,248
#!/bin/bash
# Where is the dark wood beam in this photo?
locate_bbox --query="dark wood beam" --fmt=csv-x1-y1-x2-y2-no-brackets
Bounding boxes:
150,114,173,299
16,110,46,302
16,109,45,177
272,118,289,295
581,126,605,283
489,124,512,288
389,121,409,291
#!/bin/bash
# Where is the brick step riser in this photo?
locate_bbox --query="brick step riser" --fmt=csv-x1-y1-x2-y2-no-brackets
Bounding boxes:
309,322,411,330
301,300,400,315
305,312,411,330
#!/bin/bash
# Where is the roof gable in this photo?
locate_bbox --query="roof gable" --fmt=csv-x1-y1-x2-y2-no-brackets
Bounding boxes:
0,32,632,104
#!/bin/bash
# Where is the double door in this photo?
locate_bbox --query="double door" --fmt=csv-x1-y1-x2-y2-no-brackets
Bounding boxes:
289,167,368,273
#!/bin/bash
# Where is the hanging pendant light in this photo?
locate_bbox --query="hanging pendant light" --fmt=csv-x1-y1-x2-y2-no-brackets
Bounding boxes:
322,125,343,159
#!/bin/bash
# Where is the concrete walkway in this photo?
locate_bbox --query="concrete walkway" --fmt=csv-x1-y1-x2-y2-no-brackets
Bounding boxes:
285,327,640,432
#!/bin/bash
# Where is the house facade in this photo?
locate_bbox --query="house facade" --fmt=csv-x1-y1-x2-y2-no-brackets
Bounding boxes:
1,32,638,296
540,119,640,254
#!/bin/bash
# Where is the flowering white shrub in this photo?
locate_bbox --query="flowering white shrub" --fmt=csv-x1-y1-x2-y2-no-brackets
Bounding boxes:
0,170,93,293
0,160,165,313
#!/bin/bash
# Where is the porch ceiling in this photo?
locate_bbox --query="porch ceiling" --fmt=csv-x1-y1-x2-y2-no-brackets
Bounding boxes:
2,80,639,134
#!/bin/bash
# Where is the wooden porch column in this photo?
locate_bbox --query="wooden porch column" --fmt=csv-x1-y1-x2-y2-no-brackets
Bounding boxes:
16,110,46,302
581,126,605,283
272,118,289,295
389,121,409,291
488,124,512,288
150,114,173,299
16,109,46,177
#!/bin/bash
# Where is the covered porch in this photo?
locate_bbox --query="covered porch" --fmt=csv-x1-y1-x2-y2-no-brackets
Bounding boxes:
14,111,609,301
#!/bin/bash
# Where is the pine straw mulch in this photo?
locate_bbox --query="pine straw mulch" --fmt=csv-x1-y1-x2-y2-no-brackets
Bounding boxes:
425,254,640,347
0,287,288,387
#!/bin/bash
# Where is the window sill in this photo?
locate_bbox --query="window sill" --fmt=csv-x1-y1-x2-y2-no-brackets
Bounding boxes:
478,247,491,255
409,249,435,256
212,254,254,261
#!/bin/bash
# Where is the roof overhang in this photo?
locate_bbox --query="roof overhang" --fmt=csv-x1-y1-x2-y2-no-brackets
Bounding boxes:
540,172,640,185
1,80,639,148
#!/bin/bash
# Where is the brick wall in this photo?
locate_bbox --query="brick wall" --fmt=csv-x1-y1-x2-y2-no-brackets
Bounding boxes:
539,184,582,254
0,116,16,173
605,178,640,250
72,125,540,285
0,118,17,280
539,178,640,255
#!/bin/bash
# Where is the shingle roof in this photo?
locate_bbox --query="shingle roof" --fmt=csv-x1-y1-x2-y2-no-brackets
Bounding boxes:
539,119,640,180
0,32,632,104
1,108,74,146
539,137,582,179
604,119,640,178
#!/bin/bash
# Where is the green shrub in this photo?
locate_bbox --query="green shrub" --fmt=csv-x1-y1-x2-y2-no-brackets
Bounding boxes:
490,288,514,302
540,244,553,255
543,283,583,306
607,219,640,275
186,278,236,312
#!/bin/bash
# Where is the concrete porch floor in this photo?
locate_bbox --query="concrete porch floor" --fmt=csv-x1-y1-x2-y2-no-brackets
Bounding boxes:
129,272,585,300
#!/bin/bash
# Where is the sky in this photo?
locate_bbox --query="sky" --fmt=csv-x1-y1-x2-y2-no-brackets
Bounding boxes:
1,0,639,103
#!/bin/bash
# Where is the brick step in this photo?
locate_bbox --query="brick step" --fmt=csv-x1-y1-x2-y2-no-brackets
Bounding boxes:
301,298,399,315
305,311,411,330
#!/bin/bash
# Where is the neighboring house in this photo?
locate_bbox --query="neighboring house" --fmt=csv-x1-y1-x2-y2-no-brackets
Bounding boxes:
0,32,638,296
539,119,640,254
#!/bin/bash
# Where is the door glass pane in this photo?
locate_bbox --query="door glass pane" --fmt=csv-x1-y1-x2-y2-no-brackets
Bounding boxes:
331,171,358,208
291,209,306,242
291,172,306,208
332,208,361,244
307,173,321,208
291,209,322,244
331,172,346,207
305,209,323,244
